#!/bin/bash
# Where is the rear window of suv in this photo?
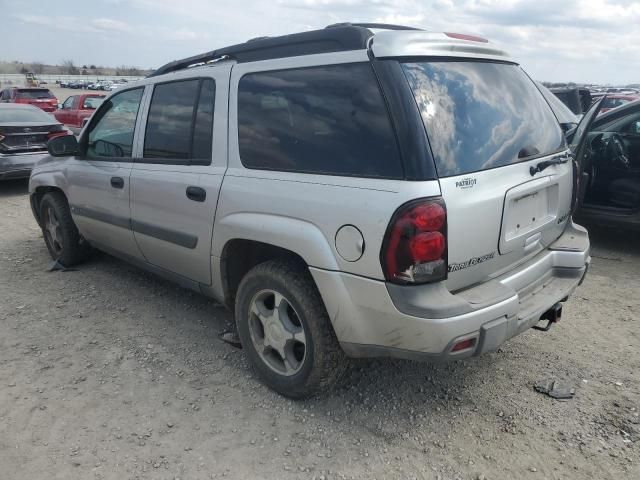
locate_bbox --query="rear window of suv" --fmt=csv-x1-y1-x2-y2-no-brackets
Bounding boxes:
237,63,402,179
402,61,565,177
16,89,54,99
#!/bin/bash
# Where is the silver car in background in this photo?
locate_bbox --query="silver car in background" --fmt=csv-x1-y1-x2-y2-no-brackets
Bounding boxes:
0,104,71,181
29,23,594,398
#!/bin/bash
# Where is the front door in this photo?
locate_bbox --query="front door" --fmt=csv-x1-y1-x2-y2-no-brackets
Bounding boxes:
130,71,229,285
66,87,146,259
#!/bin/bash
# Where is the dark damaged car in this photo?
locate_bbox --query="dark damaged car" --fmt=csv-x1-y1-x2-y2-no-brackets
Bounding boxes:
0,104,72,181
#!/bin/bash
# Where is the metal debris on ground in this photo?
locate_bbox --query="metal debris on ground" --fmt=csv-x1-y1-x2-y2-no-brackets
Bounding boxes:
534,379,575,400
47,260,76,272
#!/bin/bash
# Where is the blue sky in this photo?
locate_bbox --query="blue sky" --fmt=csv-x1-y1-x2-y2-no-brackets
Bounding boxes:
3,0,639,84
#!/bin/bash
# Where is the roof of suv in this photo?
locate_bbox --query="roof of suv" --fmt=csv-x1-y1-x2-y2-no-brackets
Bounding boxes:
149,23,511,78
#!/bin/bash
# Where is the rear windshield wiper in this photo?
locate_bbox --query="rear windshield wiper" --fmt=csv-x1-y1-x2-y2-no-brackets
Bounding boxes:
529,153,571,176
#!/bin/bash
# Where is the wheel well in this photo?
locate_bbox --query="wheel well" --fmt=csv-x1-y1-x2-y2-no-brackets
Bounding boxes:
31,186,65,227
221,239,308,310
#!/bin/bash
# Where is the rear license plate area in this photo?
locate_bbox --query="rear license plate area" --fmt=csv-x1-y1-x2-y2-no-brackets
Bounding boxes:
500,177,559,254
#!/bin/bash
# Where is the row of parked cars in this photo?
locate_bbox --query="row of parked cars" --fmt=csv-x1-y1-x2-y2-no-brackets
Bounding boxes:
2,23,640,398
57,79,127,91
0,87,105,130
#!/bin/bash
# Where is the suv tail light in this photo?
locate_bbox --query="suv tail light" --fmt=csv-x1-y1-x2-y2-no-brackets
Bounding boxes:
381,198,448,284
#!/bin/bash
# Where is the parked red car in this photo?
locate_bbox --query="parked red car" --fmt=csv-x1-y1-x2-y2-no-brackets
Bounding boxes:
54,94,105,131
0,87,58,112
599,94,639,114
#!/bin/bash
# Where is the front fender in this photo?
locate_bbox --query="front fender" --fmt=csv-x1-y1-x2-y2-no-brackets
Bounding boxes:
28,158,69,195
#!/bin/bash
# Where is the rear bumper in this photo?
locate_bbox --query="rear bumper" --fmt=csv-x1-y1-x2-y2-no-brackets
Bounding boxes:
0,152,47,180
311,220,590,361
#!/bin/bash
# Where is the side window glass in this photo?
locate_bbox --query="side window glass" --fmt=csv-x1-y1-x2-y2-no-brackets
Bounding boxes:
62,96,75,109
85,88,144,159
192,79,215,164
143,78,215,164
237,63,402,178
144,80,199,162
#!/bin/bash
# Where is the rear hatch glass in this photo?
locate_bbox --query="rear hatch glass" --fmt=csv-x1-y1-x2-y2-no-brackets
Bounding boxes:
402,61,565,177
16,89,54,99
402,61,572,291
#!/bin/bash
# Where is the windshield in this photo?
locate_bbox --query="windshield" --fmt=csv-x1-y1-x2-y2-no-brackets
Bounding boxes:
402,61,565,177
16,89,54,99
0,107,56,123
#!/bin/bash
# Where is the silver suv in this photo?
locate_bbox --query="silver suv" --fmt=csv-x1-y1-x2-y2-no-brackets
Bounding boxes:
30,24,593,398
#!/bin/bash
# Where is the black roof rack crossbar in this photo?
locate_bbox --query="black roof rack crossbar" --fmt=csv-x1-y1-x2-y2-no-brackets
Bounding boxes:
149,25,373,78
325,22,423,31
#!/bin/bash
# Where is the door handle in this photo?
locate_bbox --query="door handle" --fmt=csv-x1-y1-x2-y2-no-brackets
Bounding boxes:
110,176,124,189
186,186,206,202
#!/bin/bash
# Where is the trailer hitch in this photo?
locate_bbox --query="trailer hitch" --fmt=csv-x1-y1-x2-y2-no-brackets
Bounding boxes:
532,303,563,331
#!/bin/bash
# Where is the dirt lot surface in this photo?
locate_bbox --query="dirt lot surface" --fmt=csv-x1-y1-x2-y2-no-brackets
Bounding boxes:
0,179,638,480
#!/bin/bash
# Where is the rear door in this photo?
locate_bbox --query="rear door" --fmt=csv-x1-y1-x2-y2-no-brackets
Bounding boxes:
129,69,228,285
402,60,572,291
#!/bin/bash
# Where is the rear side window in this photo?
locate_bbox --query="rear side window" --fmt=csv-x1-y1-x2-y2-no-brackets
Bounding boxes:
402,61,565,177
237,63,402,178
143,78,215,164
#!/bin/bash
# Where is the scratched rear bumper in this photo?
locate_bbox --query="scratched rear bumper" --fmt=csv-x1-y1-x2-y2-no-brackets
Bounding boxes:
310,221,590,361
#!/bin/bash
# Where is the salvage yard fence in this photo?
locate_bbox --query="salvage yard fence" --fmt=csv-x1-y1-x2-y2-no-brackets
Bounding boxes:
0,73,145,88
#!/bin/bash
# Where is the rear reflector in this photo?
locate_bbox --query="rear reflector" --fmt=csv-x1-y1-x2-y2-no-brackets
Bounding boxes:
445,32,489,43
452,338,476,352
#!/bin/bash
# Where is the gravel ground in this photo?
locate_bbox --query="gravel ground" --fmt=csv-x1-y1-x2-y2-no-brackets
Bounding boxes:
0,179,638,480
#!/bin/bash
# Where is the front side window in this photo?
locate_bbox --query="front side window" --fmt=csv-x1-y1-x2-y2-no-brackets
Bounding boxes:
62,96,75,109
402,61,565,177
143,78,215,164
237,63,402,178
85,88,144,159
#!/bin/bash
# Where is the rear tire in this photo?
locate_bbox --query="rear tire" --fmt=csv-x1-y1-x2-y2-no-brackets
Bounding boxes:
40,192,90,267
235,260,347,398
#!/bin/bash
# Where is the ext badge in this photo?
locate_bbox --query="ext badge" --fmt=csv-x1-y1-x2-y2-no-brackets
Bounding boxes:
455,177,477,189
449,252,495,272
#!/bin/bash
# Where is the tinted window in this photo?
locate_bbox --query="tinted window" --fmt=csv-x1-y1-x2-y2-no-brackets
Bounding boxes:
16,89,54,99
192,79,215,162
86,88,144,159
143,78,215,164
238,63,402,178
403,62,565,177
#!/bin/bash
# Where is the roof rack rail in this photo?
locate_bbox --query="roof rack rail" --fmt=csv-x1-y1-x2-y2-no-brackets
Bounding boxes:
325,22,422,31
149,24,373,78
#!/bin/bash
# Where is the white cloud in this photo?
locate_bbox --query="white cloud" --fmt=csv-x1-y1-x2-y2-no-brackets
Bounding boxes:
92,18,131,32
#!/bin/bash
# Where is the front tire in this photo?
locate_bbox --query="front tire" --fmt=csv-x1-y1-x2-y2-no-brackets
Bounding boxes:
40,192,90,267
235,260,347,398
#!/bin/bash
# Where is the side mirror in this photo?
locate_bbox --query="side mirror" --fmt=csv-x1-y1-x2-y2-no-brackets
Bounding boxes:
48,135,79,157
57,103,63,109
